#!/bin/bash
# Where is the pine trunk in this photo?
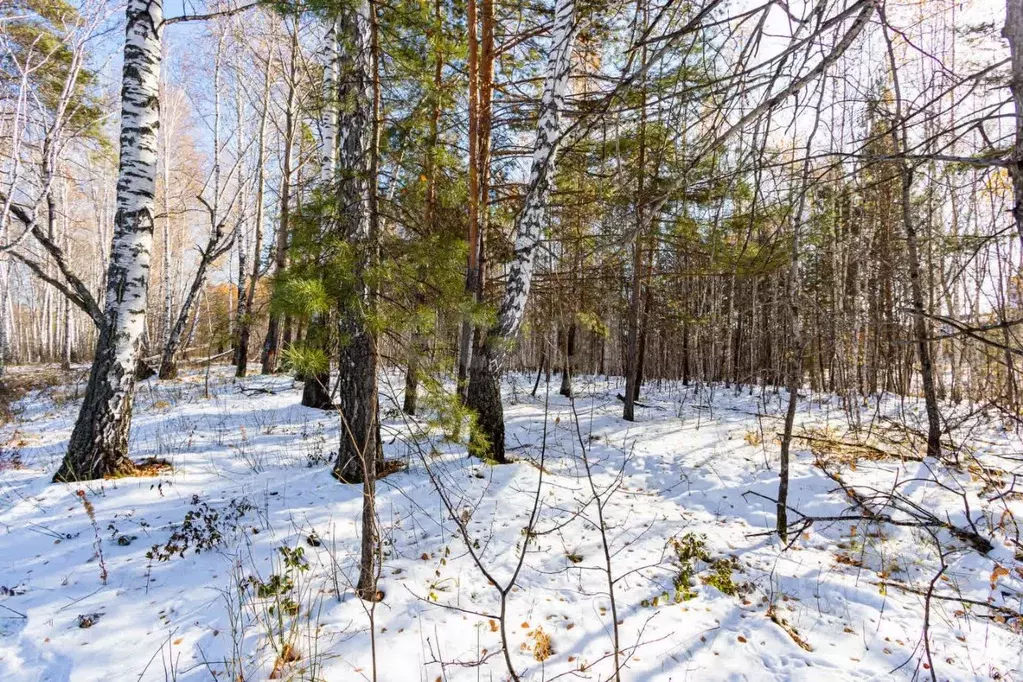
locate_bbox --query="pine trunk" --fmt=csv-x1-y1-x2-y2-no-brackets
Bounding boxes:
332,0,381,485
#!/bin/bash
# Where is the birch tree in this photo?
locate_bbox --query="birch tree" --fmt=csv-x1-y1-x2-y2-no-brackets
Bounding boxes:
234,40,274,377
465,0,578,463
300,15,341,409
157,28,240,380
1005,0,1023,245
54,0,163,481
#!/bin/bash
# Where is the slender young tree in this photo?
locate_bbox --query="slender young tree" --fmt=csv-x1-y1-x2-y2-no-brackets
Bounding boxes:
262,19,301,374
777,89,825,543
234,43,274,378
881,14,943,459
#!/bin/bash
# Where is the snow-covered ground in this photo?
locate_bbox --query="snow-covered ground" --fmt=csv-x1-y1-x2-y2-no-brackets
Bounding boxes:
1,367,1021,681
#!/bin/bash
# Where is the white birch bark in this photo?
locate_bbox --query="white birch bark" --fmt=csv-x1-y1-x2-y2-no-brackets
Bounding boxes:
56,0,163,481
1004,0,1023,244
300,16,342,408
321,18,340,184
160,66,175,347
235,48,273,378
465,0,577,461
232,76,249,370
490,0,577,342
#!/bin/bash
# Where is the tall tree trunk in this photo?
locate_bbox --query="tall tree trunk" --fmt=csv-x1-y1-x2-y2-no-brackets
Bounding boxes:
900,164,942,458
466,0,577,462
883,16,943,459
778,89,826,542
456,0,482,399
456,0,496,400
158,34,228,380
159,60,175,351
777,230,804,544
261,21,299,375
235,50,273,379
232,80,250,372
302,17,341,410
333,0,381,487
1005,0,1023,245
328,0,383,605
624,3,647,419
55,0,163,482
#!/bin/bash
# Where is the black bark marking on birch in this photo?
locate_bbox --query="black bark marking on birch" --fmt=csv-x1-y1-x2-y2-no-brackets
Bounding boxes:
55,0,163,482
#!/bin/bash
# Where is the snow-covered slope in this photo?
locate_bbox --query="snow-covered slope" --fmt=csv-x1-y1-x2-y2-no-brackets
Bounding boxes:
1,368,1020,681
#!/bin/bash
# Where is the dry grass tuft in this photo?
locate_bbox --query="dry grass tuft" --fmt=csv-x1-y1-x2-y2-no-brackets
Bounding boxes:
798,426,910,466
526,627,553,662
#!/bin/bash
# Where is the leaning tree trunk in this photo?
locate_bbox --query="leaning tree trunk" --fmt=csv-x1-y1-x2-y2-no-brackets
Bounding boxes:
466,0,577,463
158,226,233,379
54,0,162,482
159,34,230,380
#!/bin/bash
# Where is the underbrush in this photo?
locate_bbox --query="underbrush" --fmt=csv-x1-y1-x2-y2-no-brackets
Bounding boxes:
644,532,749,606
